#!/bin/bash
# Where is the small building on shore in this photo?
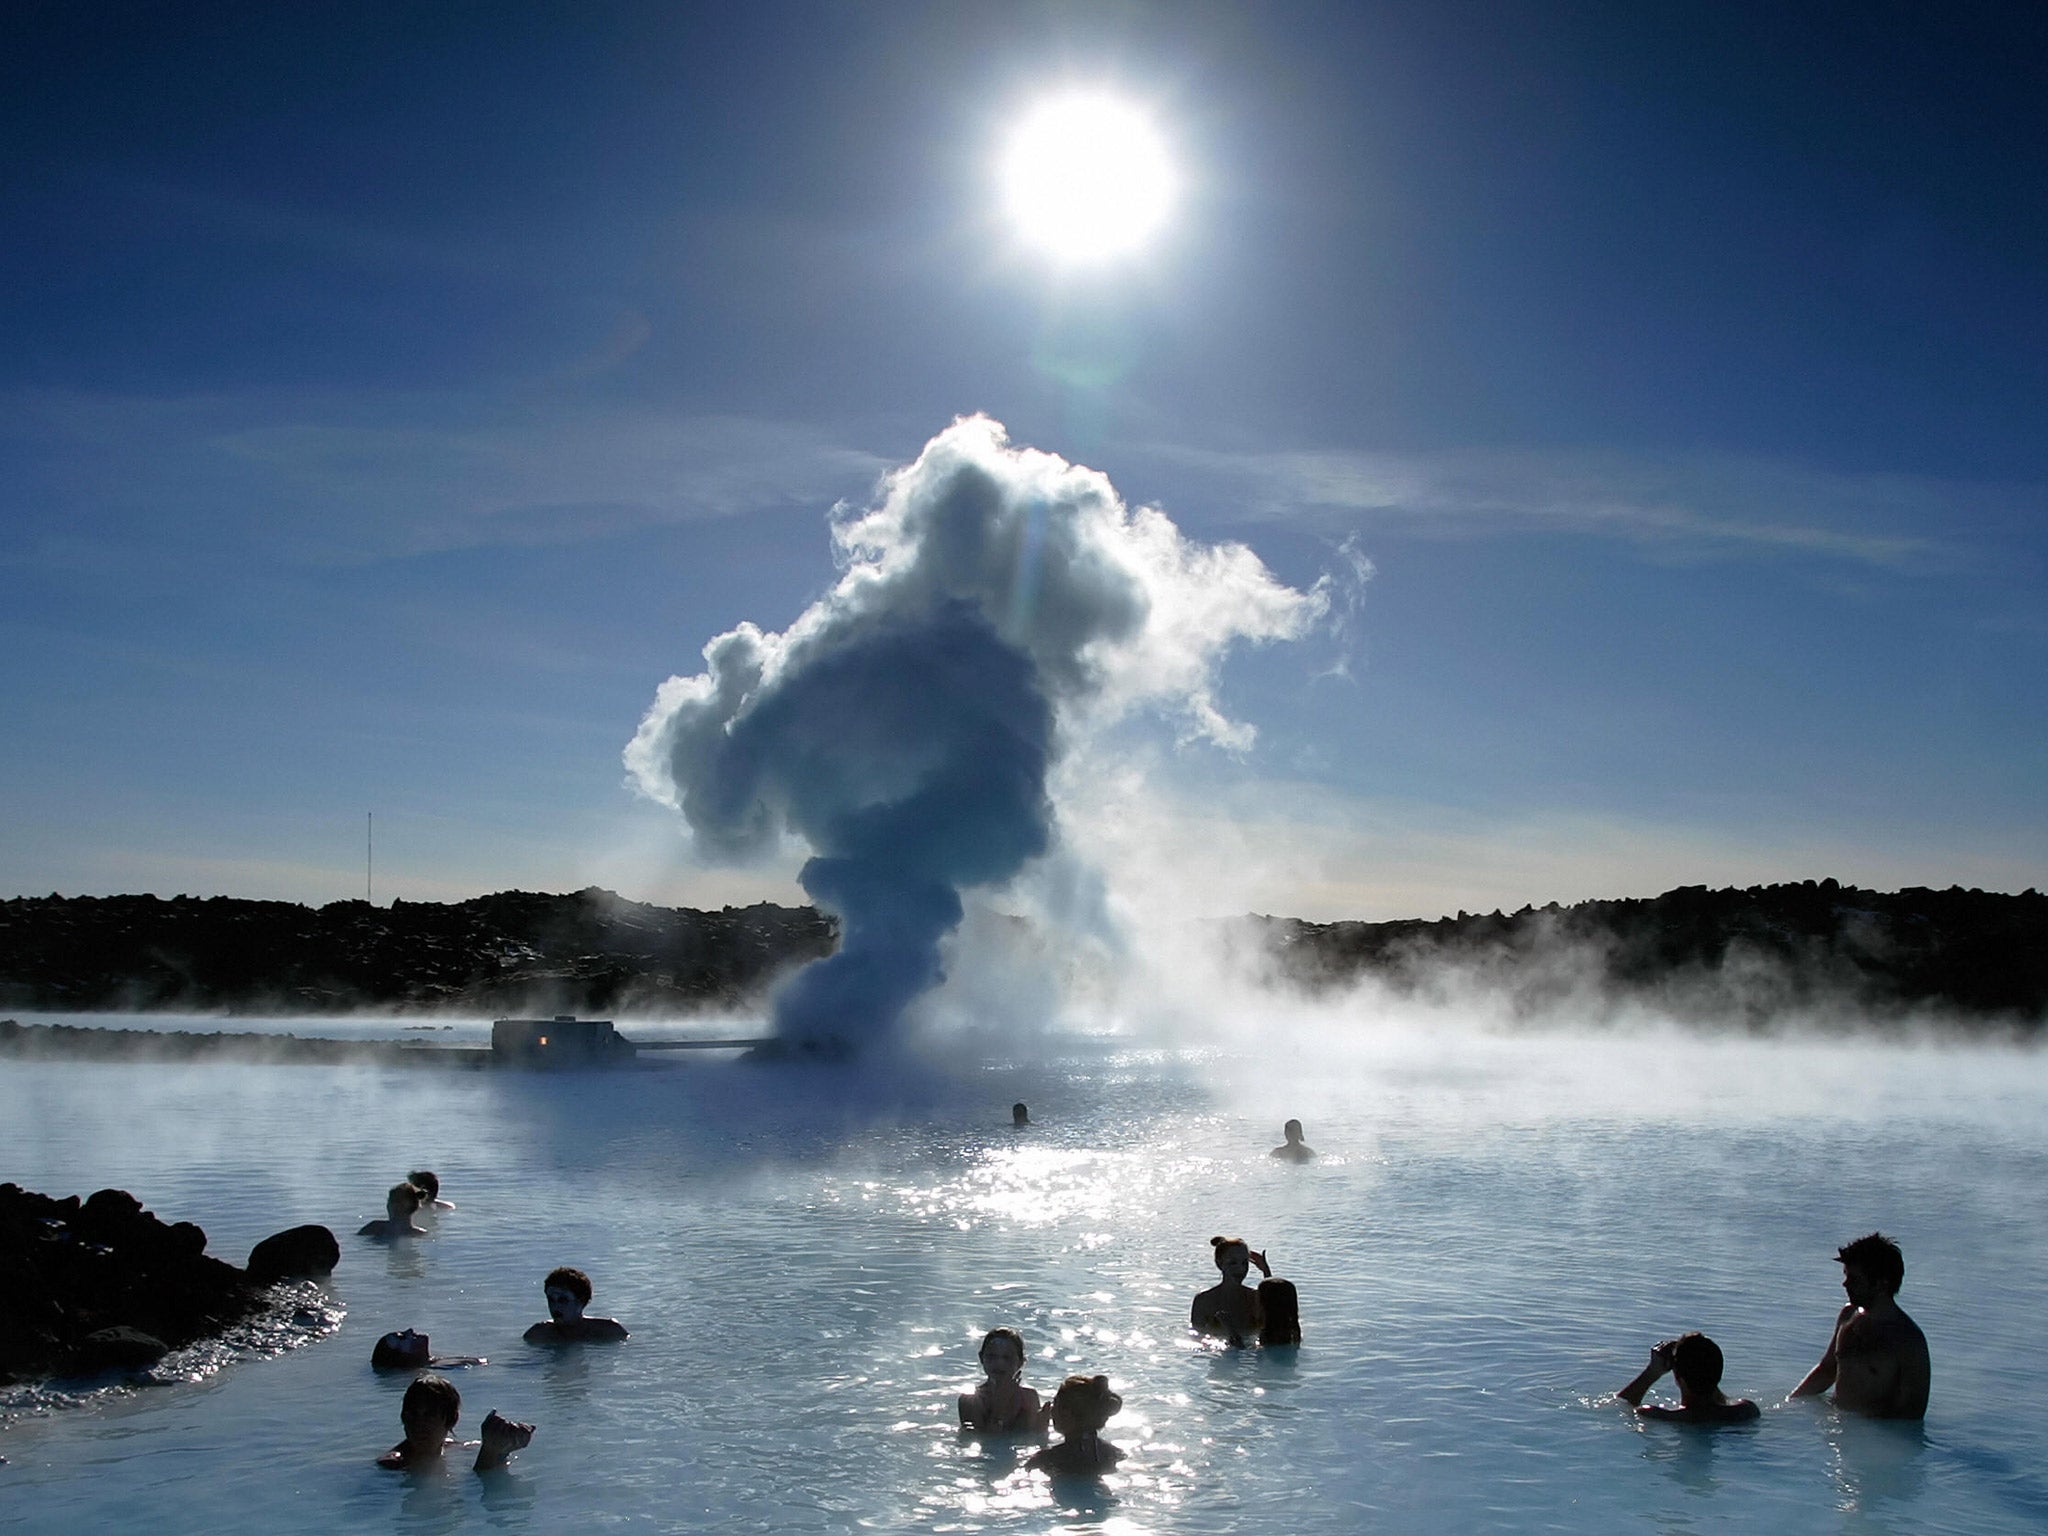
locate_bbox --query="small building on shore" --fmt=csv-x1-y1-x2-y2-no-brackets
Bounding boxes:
489,1016,634,1064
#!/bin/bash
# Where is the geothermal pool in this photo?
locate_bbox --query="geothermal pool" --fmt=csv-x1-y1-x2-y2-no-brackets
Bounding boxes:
2,1016,2044,1534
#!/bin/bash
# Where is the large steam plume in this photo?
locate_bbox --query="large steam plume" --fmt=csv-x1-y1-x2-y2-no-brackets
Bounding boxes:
625,416,1323,1048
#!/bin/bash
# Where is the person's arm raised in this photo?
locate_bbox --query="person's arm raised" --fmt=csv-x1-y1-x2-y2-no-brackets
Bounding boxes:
1617,1341,1675,1408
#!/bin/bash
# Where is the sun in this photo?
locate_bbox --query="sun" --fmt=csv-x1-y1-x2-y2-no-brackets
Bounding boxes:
999,93,1176,264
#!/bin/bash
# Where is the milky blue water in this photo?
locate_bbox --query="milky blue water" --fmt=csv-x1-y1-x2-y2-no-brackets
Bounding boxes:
2,1017,2044,1534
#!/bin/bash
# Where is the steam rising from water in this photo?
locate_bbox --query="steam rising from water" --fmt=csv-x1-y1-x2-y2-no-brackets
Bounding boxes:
627,417,1323,1047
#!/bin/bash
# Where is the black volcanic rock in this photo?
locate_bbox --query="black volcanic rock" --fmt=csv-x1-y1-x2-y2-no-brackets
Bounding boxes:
246,1224,340,1283
0,1183,278,1384
1256,880,2048,1028
0,888,837,1016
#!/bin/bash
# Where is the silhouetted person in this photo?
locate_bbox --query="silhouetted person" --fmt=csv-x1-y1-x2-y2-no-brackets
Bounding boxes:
378,1374,533,1472
1257,1278,1301,1346
407,1169,456,1210
1012,1102,1030,1127
1792,1231,1929,1419
1616,1332,1758,1423
523,1265,628,1343
958,1326,1045,1433
1270,1119,1315,1162
358,1182,428,1240
1190,1235,1268,1345
1026,1374,1124,1476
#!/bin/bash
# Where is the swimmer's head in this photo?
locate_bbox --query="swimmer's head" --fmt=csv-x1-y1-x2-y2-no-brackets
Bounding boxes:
1050,1374,1122,1435
373,1329,432,1369
1257,1278,1301,1345
400,1373,460,1437
1837,1232,1904,1300
386,1182,424,1220
1283,1119,1304,1143
1668,1332,1724,1392
406,1170,441,1202
1012,1102,1030,1126
978,1327,1026,1379
544,1265,593,1322
1211,1234,1250,1281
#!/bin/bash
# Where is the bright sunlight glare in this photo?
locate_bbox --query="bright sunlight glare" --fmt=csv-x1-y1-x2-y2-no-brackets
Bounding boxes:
999,94,1176,264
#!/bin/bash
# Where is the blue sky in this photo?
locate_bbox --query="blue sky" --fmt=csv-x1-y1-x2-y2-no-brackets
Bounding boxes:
3,1,2043,920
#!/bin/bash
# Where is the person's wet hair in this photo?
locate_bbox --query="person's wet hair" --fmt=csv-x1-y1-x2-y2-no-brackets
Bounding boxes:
1284,1119,1303,1139
1669,1332,1723,1390
1257,1278,1301,1345
1052,1374,1122,1432
545,1265,594,1304
979,1326,1026,1363
1838,1231,1905,1293
1210,1235,1248,1268
388,1181,424,1214
406,1170,440,1201
403,1373,460,1428
373,1330,431,1369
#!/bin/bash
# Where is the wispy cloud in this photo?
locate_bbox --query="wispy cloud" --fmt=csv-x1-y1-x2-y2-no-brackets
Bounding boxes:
1142,442,2024,571
2,388,891,566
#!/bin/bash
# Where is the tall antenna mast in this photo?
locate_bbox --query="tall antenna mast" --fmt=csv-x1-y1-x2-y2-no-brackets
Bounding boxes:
367,811,374,904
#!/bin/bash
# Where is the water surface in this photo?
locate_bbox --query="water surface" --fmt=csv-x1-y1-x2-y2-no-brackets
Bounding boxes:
1,1019,2042,1534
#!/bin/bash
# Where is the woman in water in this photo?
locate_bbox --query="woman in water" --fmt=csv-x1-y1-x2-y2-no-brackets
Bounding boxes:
958,1326,1045,1433
1257,1277,1302,1346
1190,1235,1269,1345
1026,1375,1124,1476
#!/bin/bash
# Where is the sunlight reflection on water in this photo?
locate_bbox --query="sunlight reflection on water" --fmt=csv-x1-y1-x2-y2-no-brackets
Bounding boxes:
0,1024,2044,1534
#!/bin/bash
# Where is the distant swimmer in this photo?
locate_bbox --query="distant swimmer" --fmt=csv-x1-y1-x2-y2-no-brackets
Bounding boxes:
1257,1277,1302,1346
407,1169,456,1210
371,1329,485,1371
1616,1333,1759,1423
1792,1231,1929,1419
1190,1235,1269,1345
1026,1374,1124,1476
358,1182,428,1240
958,1326,1046,1434
377,1374,534,1472
523,1266,629,1343
1271,1119,1315,1162
1012,1102,1031,1128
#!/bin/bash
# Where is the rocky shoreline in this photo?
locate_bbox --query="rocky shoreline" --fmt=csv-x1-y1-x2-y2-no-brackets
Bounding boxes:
0,887,836,1016
1253,879,2048,1028
0,879,2041,1030
0,1183,338,1385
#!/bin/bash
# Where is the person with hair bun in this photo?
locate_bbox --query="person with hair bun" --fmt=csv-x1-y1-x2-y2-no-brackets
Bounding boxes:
1190,1235,1269,1345
1026,1374,1124,1475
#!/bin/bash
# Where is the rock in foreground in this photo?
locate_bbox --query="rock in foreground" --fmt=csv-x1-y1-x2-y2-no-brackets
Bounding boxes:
0,1184,333,1383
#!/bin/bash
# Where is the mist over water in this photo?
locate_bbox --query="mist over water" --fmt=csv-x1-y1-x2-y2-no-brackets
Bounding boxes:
3,1003,2045,1534
625,417,1325,1049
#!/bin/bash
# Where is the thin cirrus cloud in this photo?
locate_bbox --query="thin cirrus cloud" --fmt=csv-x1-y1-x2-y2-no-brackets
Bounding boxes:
1142,442,2020,572
2,388,891,565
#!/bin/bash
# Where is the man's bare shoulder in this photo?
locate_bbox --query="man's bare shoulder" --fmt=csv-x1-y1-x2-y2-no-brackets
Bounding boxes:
1843,1305,1923,1351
